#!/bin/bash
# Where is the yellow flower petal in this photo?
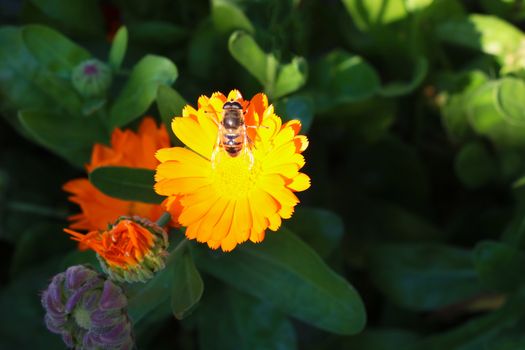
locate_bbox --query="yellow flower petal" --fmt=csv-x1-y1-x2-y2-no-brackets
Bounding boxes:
154,177,210,196
154,91,310,251
287,173,311,192
172,117,215,159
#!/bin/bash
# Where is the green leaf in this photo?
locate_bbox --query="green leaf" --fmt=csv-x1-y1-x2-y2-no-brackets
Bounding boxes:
436,14,525,73
378,56,428,97
212,0,255,34
284,207,343,258
466,80,525,148
228,31,273,86
156,84,187,143
194,228,366,335
344,329,420,350
108,26,128,70
89,166,164,204
171,244,204,320
408,288,525,350
228,31,307,98
369,244,484,311
0,25,89,121
310,50,380,112
22,24,90,73
127,263,174,323
18,109,108,167
198,287,297,350
0,27,50,117
473,240,525,291
273,57,308,99
496,77,525,126
342,0,433,30
21,25,90,115
110,55,178,127
439,70,488,140
28,0,104,36
274,94,314,133
454,141,497,189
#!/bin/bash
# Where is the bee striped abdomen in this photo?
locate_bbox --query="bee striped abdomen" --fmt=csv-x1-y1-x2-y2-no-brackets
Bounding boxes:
223,133,243,156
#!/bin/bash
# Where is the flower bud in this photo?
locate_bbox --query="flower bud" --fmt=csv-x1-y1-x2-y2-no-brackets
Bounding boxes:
65,216,169,283
41,265,134,350
71,59,112,98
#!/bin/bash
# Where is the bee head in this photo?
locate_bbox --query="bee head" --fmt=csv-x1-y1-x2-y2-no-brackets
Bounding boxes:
223,101,242,111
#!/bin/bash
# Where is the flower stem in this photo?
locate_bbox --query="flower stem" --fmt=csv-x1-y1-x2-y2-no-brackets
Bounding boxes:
156,212,171,227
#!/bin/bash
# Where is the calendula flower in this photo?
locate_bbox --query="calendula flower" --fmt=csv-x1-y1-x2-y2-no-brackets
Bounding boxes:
155,90,310,251
64,117,169,233
41,265,134,350
64,216,169,283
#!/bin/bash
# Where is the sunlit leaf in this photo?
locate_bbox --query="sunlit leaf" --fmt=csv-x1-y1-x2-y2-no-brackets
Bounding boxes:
108,26,128,70
212,0,255,34
110,55,178,127
310,50,380,111
436,14,525,73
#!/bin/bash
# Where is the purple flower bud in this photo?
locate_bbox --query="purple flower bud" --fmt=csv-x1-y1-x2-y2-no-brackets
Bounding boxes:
65,265,97,290
71,59,112,98
41,265,134,350
100,280,127,310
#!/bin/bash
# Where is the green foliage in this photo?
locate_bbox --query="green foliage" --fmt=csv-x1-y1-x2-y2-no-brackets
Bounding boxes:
194,229,366,335
369,244,484,311
89,166,163,204
110,55,178,127
198,286,297,350
108,26,128,70
3,0,525,349
171,243,204,320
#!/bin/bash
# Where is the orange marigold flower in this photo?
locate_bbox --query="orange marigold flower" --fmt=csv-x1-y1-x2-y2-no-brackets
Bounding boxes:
154,90,310,252
65,216,169,283
64,117,170,232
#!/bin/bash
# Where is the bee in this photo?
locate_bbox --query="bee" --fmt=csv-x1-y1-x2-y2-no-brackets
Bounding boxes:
211,100,254,169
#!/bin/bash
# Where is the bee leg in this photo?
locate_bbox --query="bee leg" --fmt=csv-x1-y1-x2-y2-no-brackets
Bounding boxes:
203,110,221,127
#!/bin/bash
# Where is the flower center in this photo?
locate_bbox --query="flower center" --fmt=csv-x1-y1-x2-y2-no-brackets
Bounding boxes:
212,152,260,199
83,63,99,76
73,306,92,330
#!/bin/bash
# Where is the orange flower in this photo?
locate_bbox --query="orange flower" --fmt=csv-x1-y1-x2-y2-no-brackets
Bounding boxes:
65,216,169,283
64,117,170,232
155,90,310,251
